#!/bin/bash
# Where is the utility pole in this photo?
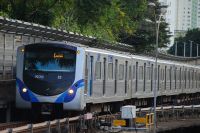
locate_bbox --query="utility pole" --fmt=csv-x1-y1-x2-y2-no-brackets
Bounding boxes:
183,42,186,57
190,41,193,57
175,41,177,56
197,44,199,57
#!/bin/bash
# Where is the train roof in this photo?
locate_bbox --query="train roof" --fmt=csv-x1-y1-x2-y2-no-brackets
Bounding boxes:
23,41,200,69
84,45,200,69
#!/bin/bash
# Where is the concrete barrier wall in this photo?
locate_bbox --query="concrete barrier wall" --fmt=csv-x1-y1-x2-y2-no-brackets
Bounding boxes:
0,32,47,80
0,32,47,103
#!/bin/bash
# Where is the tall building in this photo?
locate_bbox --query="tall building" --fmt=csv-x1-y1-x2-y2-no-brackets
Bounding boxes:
159,0,200,45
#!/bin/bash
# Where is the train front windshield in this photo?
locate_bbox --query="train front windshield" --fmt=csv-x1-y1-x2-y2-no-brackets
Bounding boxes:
24,47,75,72
23,44,76,96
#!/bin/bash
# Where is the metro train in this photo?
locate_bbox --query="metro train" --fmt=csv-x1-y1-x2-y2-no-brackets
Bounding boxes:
16,42,200,113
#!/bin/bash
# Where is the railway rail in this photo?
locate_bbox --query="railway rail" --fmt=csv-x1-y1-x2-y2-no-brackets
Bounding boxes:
1,104,200,133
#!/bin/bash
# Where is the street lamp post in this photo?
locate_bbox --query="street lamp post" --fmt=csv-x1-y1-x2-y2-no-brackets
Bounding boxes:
148,2,167,133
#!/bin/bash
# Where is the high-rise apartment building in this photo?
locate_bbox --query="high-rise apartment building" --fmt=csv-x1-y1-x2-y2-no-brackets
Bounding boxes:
159,0,200,45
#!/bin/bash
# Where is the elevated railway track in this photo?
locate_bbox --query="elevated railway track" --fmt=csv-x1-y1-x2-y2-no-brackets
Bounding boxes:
1,105,200,133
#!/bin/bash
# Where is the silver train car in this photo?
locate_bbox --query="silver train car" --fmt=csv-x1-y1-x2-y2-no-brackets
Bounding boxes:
16,42,200,112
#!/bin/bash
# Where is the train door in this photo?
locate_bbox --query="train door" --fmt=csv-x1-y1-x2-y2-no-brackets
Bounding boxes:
88,56,94,96
131,60,136,97
135,61,138,93
84,55,88,96
145,62,151,93
125,61,128,94
103,58,106,95
117,60,125,96
181,67,185,92
107,56,114,97
138,61,144,94
159,64,166,95
157,65,160,93
114,59,118,95
179,67,182,91
128,63,132,98
197,71,200,89
195,69,198,91
143,63,146,92
164,65,167,93
151,64,154,93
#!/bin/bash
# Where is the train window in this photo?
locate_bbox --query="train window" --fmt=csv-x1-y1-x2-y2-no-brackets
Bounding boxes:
195,71,197,81
171,68,174,81
176,69,179,81
129,66,132,80
108,63,113,80
174,68,177,81
192,71,194,81
95,62,101,80
154,68,157,80
160,69,162,81
167,69,170,80
146,67,150,80
133,65,135,79
162,69,165,81
139,66,143,80
119,64,124,80
182,69,184,81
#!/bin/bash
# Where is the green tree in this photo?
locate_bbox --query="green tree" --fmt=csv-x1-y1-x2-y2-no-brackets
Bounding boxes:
53,0,148,41
119,0,171,53
0,0,59,25
0,0,170,53
0,0,147,41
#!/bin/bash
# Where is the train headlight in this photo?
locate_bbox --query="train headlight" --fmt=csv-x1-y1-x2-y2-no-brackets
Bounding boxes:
68,88,74,95
22,87,27,93
21,48,24,52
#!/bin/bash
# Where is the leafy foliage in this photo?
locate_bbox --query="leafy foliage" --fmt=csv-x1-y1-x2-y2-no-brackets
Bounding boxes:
0,0,170,53
119,0,171,53
168,28,200,57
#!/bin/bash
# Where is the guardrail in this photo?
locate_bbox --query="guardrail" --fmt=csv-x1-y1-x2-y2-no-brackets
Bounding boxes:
2,105,200,133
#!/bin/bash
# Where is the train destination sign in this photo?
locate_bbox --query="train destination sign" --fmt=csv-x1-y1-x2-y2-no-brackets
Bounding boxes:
53,53,64,58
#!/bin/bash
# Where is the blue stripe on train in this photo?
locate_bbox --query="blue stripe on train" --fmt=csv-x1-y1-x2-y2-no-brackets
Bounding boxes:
16,78,39,102
55,79,84,103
